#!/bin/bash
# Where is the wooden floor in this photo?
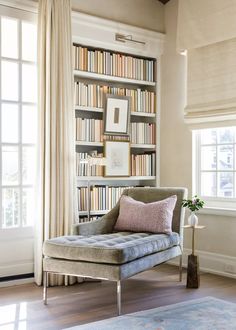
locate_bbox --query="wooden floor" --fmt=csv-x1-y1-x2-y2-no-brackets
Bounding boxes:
0,265,235,330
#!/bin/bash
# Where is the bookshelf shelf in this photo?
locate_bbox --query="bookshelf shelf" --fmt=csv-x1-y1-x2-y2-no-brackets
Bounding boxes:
131,144,156,149
79,210,108,216
131,112,156,118
75,141,103,147
75,105,103,113
77,176,156,182
75,105,155,118
74,70,156,87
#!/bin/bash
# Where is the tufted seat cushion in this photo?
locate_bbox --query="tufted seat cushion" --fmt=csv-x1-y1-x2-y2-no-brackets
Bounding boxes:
43,232,180,265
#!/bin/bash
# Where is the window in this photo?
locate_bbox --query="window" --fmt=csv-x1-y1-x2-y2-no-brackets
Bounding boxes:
0,15,37,229
194,127,236,209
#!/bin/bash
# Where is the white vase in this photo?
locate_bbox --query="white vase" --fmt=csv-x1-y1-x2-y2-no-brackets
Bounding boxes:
188,212,198,227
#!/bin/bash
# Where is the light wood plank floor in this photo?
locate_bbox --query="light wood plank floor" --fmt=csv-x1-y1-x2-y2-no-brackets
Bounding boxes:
0,265,235,330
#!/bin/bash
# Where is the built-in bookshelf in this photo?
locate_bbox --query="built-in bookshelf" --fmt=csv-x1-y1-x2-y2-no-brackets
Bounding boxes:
73,39,159,222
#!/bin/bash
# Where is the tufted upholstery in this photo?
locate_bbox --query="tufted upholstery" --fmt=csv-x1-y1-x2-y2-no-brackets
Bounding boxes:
43,232,180,264
43,187,188,315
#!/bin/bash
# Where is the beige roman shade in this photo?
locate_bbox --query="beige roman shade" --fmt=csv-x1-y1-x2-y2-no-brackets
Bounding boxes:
177,0,236,128
177,0,236,51
185,38,236,127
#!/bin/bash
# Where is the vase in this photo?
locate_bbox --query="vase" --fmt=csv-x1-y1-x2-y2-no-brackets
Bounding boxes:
188,212,198,227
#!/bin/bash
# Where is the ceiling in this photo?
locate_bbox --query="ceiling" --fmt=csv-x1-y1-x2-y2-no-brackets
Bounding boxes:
158,0,170,4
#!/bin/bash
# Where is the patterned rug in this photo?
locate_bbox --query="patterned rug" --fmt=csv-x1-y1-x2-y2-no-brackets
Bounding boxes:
65,297,236,330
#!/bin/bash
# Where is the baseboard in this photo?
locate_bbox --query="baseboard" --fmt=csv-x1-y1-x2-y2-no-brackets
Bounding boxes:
0,260,34,278
168,249,236,279
0,277,34,288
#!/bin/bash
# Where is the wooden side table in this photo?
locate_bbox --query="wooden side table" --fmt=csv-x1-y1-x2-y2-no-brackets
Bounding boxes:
183,225,205,289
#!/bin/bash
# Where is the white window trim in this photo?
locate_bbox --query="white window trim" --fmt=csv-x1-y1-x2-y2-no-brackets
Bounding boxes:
193,130,236,217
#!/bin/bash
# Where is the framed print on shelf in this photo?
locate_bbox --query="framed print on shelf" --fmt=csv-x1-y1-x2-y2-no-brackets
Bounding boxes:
104,94,130,136
105,141,130,177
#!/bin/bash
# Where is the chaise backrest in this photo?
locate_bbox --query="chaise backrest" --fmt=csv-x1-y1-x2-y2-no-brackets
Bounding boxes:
121,187,187,236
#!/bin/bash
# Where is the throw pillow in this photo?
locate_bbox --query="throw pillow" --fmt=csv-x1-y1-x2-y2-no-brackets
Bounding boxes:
114,195,177,234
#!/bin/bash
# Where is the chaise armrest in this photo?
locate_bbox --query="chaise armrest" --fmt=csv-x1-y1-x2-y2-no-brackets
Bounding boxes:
72,203,120,236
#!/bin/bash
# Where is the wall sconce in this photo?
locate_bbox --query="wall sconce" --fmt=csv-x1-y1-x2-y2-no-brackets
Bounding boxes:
115,33,145,45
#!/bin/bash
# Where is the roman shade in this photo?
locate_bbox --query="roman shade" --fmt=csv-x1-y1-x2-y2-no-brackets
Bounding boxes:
185,38,236,128
177,0,236,128
177,0,236,51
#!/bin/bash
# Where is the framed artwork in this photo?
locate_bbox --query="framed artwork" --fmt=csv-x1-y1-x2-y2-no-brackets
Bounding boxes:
104,141,130,177
104,94,130,135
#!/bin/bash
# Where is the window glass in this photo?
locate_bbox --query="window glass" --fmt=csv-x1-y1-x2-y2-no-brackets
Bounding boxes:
0,16,37,229
195,127,236,204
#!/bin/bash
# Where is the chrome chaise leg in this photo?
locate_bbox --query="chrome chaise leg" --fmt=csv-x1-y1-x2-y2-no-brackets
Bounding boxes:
179,255,183,282
117,280,121,316
43,271,48,305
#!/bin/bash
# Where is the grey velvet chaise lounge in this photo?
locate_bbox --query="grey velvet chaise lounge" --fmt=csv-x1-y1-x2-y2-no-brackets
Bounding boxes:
43,187,187,315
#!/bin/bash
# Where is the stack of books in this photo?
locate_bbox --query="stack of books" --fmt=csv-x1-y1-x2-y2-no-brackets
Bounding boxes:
76,118,103,142
131,122,156,144
131,153,156,176
76,152,104,176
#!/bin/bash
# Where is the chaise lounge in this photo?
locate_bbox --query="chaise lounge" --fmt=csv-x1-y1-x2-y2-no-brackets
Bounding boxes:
43,187,187,315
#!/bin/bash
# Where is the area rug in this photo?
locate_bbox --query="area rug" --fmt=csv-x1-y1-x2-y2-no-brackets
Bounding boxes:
65,297,236,330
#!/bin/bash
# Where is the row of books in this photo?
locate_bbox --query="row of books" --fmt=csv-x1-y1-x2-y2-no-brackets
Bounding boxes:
76,119,156,144
78,186,134,211
76,152,104,176
74,82,156,113
131,153,156,176
131,123,156,144
76,118,103,142
73,45,155,82
76,152,156,177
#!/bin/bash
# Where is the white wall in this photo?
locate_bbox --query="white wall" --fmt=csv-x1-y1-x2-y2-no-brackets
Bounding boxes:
161,0,236,277
71,0,164,32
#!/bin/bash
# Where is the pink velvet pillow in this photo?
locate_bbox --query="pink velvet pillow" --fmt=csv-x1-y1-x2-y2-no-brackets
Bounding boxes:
114,195,177,234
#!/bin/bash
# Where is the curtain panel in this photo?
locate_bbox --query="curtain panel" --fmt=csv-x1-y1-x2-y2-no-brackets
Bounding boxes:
35,0,76,286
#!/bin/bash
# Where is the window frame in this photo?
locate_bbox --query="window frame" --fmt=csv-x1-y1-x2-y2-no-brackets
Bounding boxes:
193,129,236,214
0,6,37,230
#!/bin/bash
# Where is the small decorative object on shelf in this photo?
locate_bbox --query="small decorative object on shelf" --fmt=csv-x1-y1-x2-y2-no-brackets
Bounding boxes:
181,195,204,227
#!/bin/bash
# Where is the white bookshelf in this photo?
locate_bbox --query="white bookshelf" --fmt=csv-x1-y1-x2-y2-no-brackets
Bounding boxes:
72,14,164,221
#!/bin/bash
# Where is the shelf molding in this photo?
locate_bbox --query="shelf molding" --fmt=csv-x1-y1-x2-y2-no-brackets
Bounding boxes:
74,70,156,86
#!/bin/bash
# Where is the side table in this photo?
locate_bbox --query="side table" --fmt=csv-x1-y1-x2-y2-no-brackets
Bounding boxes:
183,225,205,288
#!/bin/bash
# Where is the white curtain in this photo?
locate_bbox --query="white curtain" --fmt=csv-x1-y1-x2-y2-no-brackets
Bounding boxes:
35,0,76,286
